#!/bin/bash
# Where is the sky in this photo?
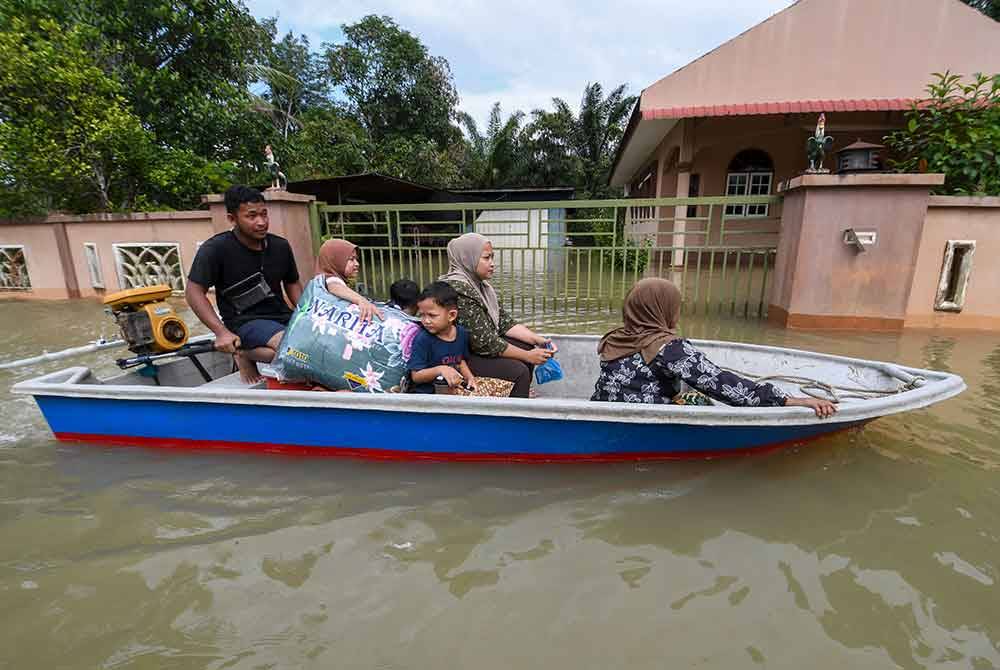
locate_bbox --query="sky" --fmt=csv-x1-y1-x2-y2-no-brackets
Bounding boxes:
244,0,797,128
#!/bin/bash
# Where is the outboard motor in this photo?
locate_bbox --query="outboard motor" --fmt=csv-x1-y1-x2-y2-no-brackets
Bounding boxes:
102,285,189,355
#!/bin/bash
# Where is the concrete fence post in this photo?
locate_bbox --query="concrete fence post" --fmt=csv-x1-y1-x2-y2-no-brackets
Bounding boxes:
769,173,945,331
202,190,317,282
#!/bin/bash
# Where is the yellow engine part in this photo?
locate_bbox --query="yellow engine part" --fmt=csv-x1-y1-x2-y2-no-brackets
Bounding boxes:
143,302,189,352
102,285,174,310
104,284,189,353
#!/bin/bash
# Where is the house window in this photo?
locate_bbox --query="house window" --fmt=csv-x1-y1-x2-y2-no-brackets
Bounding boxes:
724,149,774,217
934,240,975,312
83,243,104,288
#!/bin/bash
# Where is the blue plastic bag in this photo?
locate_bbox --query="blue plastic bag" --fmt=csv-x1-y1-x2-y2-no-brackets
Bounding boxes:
534,342,564,385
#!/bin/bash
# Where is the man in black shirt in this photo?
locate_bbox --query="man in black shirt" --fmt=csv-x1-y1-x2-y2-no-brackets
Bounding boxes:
186,185,303,383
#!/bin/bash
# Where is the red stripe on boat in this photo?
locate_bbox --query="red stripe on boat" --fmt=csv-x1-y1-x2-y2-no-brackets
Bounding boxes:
52,427,862,463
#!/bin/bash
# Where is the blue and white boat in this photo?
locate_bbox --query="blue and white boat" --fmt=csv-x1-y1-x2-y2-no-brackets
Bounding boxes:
12,335,965,462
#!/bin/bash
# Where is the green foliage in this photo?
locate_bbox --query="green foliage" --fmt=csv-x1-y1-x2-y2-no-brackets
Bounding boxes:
280,109,369,182
601,238,650,273
325,15,459,148
84,0,270,161
371,134,465,187
0,2,636,216
521,103,584,189
0,0,266,214
457,104,525,188
885,72,1000,196
256,28,329,140
0,17,154,214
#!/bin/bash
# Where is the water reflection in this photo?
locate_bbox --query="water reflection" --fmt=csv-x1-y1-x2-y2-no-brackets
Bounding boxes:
1,298,999,669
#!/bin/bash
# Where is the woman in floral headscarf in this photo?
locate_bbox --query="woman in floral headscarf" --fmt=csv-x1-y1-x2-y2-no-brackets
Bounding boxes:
440,233,553,398
315,238,382,323
591,278,837,417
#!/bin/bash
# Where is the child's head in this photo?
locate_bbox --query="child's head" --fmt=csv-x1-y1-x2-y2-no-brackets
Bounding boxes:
317,238,359,280
389,279,419,315
417,281,459,335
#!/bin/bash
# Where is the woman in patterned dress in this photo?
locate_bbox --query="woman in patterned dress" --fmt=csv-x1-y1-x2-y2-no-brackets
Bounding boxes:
591,278,837,417
440,233,554,398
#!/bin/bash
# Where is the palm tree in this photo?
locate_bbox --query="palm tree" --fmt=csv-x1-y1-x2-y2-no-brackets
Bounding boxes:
524,83,635,197
574,83,636,198
457,103,525,187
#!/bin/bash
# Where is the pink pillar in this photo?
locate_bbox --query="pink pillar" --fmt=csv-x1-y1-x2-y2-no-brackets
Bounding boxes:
769,173,944,331
671,120,695,267
203,190,317,281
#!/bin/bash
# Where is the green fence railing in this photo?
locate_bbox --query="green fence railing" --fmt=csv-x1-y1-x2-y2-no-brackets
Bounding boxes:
313,195,781,321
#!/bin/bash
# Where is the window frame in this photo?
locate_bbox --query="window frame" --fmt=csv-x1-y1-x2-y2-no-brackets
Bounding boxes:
83,242,105,289
934,240,976,312
724,170,772,218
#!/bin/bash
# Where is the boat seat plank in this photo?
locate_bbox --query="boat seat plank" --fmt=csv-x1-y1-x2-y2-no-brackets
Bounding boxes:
201,372,264,390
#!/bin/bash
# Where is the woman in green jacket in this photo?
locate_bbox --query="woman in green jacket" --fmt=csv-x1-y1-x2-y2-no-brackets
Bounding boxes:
440,233,554,398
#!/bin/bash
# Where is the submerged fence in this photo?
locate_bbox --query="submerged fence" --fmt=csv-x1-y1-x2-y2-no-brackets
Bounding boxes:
316,196,781,323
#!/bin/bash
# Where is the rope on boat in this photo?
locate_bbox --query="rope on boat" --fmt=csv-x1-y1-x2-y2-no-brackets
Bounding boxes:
720,368,927,403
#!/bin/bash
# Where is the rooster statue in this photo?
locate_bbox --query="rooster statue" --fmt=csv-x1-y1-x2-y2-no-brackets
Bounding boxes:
264,144,288,190
806,114,834,174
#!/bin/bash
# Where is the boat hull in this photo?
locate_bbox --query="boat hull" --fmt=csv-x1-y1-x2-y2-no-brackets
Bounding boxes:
36,394,863,462
15,335,965,463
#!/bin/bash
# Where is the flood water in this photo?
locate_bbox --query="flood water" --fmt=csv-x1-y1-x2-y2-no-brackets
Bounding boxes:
1,298,998,669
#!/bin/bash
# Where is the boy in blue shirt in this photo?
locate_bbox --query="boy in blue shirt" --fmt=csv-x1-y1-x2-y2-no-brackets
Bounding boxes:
407,282,478,394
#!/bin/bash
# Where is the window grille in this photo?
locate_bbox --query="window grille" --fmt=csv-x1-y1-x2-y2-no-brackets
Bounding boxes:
0,245,31,290
112,243,184,292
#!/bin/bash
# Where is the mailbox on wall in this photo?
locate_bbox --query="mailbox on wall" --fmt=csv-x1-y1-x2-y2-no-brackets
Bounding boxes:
843,228,878,252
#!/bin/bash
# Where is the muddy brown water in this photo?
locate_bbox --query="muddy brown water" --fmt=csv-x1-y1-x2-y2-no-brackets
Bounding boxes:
1,298,998,669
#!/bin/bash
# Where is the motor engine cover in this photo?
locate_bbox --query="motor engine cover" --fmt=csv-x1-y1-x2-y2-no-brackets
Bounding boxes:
103,285,189,354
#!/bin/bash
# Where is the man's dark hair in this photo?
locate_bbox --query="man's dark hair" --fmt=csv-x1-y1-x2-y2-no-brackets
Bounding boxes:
224,185,265,214
418,281,458,309
390,279,419,308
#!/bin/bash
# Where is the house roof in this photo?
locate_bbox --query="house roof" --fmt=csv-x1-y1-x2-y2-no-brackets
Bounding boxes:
285,173,575,205
286,172,471,205
838,139,886,152
610,0,1000,186
451,186,576,202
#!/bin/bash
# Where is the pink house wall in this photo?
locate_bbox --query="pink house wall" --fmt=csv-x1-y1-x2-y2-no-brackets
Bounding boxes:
0,223,70,299
60,212,214,298
905,197,1000,330
640,0,1000,113
768,173,944,331
0,191,316,301
646,112,899,248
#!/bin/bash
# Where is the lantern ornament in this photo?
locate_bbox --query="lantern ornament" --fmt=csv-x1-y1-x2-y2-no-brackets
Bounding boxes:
837,139,885,174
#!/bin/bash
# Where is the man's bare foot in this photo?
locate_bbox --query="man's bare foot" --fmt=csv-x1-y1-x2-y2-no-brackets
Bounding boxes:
235,352,263,384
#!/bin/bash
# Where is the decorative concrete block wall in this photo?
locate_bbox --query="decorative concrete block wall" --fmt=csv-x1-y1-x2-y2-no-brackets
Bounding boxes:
0,191,315,300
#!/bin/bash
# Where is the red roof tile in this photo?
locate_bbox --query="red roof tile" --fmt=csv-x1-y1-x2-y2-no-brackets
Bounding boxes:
640,98,916,119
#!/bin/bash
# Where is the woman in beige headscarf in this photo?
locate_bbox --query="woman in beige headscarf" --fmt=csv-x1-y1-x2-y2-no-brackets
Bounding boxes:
592,278,837,417
316,238,382,323
440,232,553,398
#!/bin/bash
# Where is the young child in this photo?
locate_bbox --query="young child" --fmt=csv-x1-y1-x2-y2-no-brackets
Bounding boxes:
388,279,419,316
407,281,477,394
316,238,383,323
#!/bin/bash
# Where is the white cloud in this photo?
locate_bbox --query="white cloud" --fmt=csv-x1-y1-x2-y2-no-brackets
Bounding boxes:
246,0,795,127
